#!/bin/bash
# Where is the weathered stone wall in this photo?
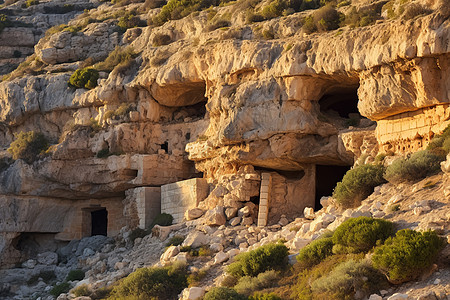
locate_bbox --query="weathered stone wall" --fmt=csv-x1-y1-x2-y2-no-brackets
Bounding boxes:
123,187,161,229
376,104,450,153
161,178,209,223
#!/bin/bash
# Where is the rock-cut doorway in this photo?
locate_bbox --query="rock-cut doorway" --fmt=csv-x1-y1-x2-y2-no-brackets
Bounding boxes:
91,208,108,236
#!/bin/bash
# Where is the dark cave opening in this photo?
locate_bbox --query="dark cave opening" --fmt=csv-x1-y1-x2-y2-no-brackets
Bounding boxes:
160,141,169,153
315,165,351,211
319,88,360,119
250,196,260,205
91,208,108,236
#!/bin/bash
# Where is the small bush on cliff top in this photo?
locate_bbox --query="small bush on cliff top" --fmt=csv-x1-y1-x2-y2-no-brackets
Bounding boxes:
332,217,394,254
384,150,444,183
95,46,138,72
227,243,289,278
302,5,342,34
7,131,49,164
68,67,99,89
333,164,386,208
108,263,187,300
372,229,443,284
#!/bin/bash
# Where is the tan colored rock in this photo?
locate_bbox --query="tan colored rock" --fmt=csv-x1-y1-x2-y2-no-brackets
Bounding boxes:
203,206,226,226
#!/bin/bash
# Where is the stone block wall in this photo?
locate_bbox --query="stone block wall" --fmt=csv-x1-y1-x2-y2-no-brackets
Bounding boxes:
161,178,209,223
376,104,450,153
135,187,161,229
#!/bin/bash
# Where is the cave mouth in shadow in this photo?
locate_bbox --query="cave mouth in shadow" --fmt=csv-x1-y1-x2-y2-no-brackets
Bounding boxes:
315,165,351,211
91,208,108,236
319,87,360,118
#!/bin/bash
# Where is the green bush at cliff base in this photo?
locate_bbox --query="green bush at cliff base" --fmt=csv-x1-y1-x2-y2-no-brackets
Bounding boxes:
68,67,99,89
249,292,282,300
384,150,444,183
296,236,334,268
66,269,85,281
427,124,450,155
203,287,247,300
107,263,187,300
7,131,49,163
227,243,289,278
372,229,443,284
333,164,386,208
332,217,394,254
310,258,386,299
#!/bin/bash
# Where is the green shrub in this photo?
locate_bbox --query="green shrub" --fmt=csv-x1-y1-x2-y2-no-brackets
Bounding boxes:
25,0,39,7
427,125,450,155
296,237,334,268
198,245,212,256
27,270,56,285
66,269,85,281
129,227,150,242
0,14,10,34
68,67,99,89
151,213,173,228
302,5,341,34
342,6,380,28
372,229,443,283
333,164,386,208
166,235,185,247
227,243,289,278
384,150,444,183
7,131,49,164
95,46,137,72
152,0,220,26
153,33,172,46
118,13,144,31
310,259,386,299
72,284,91,297
291,254,352,300
234,270,279,296
332,217,394,254
50,282,71,297
187,269,207,286
108,264,187,299
203,287,247,300
249,293,282,300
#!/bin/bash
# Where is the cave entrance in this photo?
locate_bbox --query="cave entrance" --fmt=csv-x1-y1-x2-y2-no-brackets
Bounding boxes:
319,87,360,119
315,165,350,211
91,208,108,236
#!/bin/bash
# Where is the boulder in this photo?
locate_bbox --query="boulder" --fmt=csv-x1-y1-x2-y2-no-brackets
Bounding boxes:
387,293,409,300
160,246,179,265
186,208,204,221
37,252,58,265
229,216,242,226
303,207,315,220
225,207,238,220
180,287,206,300
182,231,208,248
203,206,226,226
213,251,229,264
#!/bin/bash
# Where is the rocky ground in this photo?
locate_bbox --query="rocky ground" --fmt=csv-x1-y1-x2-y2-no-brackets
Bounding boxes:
0,158,448,300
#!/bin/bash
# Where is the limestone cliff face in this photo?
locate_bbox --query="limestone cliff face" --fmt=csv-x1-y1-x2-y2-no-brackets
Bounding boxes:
0,0,449,268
